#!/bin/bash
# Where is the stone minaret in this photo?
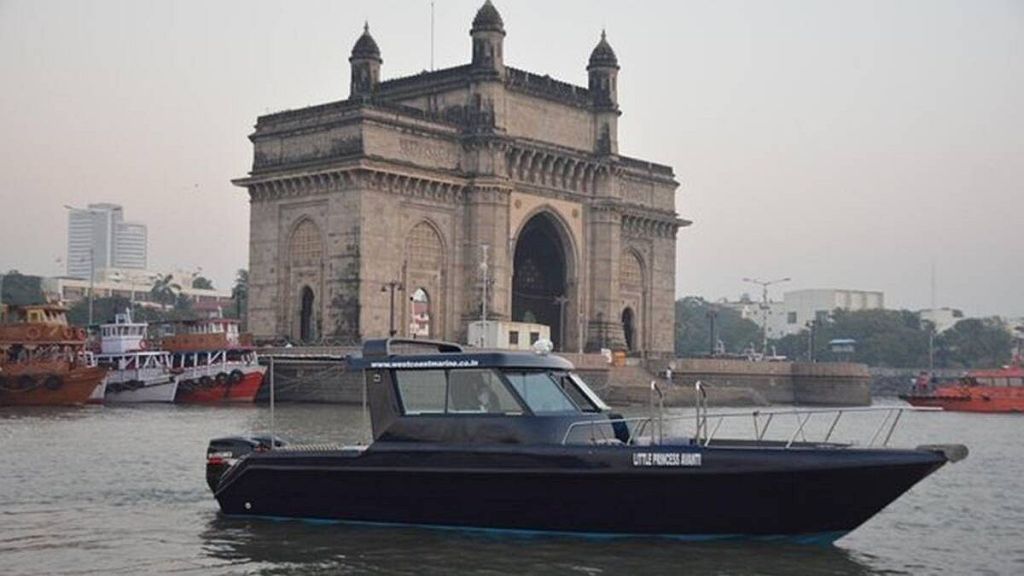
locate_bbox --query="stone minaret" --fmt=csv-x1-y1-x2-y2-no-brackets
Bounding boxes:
588,30,620,155
470,0,505,78
349,22,382,100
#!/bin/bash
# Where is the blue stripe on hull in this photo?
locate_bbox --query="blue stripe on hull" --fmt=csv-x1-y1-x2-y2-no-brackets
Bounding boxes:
223,513,848,546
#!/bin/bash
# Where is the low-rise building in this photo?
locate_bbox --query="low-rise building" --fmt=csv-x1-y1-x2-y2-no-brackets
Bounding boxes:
42,268,233,312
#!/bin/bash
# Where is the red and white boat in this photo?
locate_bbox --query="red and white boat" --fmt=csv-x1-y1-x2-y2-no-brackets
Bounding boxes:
160,314,264,403
93,311,178,403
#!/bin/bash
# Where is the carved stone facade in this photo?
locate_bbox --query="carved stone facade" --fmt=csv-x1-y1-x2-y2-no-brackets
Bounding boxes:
234,1,689,355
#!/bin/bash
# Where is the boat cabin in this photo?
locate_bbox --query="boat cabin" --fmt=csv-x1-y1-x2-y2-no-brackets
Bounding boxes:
99,310,150,354
2,304,71,327
349,339,620,445
160,316,246,352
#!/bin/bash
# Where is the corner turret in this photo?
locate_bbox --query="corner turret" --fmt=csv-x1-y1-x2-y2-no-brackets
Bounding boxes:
350,22,382,100
588,30,620,154
470,0,505,78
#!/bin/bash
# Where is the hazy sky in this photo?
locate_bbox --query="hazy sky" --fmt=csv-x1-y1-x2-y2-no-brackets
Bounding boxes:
1,0,1021,316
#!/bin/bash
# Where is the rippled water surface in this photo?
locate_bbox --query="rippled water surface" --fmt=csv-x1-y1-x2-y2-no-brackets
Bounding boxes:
1,402,1021,575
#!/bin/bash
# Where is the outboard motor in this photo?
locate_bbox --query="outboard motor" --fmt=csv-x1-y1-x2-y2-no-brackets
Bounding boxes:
206,435,286,492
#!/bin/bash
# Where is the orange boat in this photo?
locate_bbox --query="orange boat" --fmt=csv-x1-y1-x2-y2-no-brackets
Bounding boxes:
159,314,265,404
900,359,1024,413
0,304,107,406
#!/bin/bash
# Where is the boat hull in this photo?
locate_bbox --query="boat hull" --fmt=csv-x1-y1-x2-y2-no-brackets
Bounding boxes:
105,378,179,403
176,368,264,404
0,366,106,406
213,443,946,540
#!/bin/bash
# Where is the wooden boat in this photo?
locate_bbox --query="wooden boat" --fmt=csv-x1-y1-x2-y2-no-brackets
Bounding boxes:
159,314,264,403
0,304,106,406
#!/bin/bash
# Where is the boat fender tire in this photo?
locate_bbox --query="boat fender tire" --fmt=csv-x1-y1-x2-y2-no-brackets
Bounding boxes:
181,379,195,391
26,327,41,340
63,327,75,340
17,374,36,391
44,374,63,391
228,370,244,385
76,328,87,340
215,372,228,384
199,376,214,388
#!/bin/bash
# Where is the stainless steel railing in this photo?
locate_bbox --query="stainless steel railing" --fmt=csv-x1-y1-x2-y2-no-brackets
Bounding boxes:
561,400,940,448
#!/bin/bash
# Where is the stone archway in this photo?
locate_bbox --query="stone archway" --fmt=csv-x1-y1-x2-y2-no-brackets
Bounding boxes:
287,218,324,343
621,306,636,352
299,286,315,342
512,212,574,351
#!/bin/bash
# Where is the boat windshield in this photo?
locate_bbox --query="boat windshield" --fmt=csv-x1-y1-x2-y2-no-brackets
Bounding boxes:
502,370,603,414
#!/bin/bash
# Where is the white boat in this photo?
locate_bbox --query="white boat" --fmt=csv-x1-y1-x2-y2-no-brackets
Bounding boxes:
95,311,178,403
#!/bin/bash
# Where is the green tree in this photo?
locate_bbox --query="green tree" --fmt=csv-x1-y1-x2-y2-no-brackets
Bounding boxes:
191,276,214,290
774,309,931,367
230,269,248,327
675,296,761,357
937,318,1013,368
68,296,132,326
0,271,44,306
149,274,181,310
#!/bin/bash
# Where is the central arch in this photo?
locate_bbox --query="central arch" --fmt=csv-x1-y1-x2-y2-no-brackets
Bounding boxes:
512,211,574,351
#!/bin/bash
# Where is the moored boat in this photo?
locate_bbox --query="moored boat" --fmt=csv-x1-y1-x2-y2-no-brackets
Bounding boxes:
160,314,264,403
206,338,966,543
900,360,1024,413
0,304,106,406
94,311,178,403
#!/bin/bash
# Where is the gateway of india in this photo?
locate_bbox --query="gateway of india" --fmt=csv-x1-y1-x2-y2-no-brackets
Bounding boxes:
234,1,688,356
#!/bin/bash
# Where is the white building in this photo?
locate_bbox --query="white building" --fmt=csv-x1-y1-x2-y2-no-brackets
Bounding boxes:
719,288,885,339
779,289,885,336
467,320,551,351
66,203,147,279
42,268,232,313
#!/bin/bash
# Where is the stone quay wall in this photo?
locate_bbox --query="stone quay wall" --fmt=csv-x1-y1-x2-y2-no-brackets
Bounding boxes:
646,358,872,406
257,348,870,407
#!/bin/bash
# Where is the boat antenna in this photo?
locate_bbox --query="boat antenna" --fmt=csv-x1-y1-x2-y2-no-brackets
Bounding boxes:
430,0,435,71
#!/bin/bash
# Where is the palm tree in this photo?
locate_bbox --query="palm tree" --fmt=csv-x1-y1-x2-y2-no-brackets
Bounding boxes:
150,274,181,310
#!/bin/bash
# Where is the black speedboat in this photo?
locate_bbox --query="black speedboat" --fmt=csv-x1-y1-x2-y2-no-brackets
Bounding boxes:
206,339,966,544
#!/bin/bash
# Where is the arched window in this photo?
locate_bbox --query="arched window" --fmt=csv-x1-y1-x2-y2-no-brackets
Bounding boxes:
300,286,315,342
406,222,443,271
410,288,431,337
620,250,644,294
622,307,636,352
289,219,323,266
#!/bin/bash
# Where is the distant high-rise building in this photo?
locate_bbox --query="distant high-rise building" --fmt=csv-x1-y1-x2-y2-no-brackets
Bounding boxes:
65,203,147,279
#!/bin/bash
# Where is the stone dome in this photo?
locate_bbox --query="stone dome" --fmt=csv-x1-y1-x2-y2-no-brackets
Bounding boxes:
351,22,381,61
588,30,618,69
472,0,505,33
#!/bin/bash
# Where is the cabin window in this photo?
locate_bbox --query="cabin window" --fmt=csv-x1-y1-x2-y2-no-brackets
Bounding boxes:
395,370,448,414
448,369,521,414
394,368,524,415
554,373,601,412
504,371,578,414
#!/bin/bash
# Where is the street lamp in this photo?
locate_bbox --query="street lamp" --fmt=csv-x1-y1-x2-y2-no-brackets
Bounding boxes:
381,281,404,337
742,276,791,358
